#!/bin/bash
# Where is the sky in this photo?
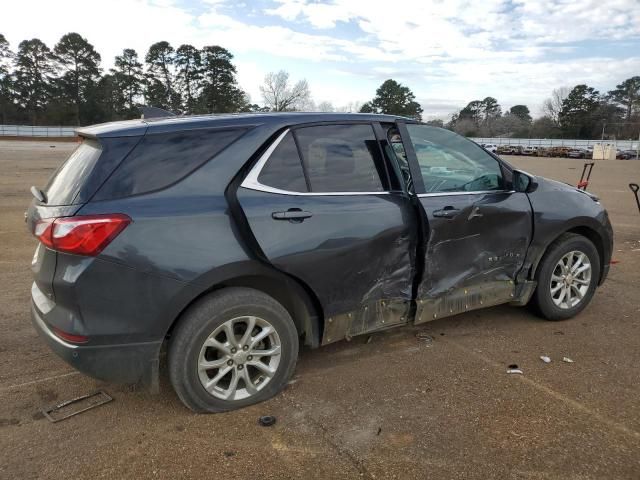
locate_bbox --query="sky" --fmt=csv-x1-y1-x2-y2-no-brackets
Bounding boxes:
2,0,640,119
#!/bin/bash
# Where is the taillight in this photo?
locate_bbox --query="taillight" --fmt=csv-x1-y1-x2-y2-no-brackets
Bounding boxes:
34,214,131,256
52,326,89,344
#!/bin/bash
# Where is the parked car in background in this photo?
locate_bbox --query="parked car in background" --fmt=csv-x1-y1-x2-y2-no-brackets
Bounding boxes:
549,146,573,158
522,146,537,156
536,147,552,157
497,145,516,155
618,150,639,160
483,143,498,153
27,113,613,412
568,148,588,159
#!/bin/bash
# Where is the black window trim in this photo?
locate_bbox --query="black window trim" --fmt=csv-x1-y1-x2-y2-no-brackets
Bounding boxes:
242,124,392,196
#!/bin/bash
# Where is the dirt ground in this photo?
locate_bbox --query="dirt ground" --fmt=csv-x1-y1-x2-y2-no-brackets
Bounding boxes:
0,141,639,479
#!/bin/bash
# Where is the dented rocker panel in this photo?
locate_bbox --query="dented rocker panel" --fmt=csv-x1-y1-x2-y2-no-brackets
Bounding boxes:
415,280,515,323
322,298,410,344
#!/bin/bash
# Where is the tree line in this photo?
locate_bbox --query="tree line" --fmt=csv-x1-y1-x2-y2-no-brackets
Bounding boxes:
1,32,638,140
438,78,640,140
0,32,266,126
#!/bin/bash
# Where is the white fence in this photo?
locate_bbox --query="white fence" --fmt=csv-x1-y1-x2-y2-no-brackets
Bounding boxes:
0,124,77,137
471,137,640,150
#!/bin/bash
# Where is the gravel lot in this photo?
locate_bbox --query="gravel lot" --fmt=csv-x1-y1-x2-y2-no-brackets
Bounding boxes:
1,141,639,479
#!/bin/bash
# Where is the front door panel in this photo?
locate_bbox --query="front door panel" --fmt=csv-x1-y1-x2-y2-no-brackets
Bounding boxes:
415,191,532,323
394,122,533,323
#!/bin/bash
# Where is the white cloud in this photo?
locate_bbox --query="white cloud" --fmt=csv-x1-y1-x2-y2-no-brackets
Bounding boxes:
2,0,639,116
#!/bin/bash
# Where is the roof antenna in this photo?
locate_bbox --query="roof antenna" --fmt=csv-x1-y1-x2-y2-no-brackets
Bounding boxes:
138,105,177,119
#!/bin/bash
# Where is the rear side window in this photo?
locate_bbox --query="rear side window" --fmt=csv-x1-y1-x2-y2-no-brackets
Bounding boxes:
44,140,102,206
294,124,385,192
258,132,308,192
94,128,245,199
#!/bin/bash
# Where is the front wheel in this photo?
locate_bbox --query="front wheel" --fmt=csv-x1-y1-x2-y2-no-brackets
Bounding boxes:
168,287,299,413
531,233,600,321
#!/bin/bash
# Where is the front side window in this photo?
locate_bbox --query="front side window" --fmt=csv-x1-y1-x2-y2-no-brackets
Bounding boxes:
405,125,504,194
294,124,385,193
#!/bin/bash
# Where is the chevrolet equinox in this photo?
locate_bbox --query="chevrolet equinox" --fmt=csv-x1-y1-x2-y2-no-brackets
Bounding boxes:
27,113,613,412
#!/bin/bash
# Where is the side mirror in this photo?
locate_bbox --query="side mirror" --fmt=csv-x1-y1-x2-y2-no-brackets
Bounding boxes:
513,170,538,193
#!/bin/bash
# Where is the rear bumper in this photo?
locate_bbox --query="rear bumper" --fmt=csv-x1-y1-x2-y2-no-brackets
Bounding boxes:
31,302,162,385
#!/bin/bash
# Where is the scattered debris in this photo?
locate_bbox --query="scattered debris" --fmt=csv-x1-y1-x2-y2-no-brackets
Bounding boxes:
41,391,112,423
540,355,551,363
507,364,523,375
258,415,277,427
563,357,575,363
610,260,620,265
365,335,373,344
223,451,236,457
416,332,434,345
553,331,564,335
377,427,382,436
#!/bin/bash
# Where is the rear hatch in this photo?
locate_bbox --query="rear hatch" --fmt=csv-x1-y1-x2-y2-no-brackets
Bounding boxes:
27,135,141,302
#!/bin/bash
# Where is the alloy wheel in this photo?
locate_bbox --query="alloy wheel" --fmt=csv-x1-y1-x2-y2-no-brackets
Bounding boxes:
197,316,282,401
549,250,592,309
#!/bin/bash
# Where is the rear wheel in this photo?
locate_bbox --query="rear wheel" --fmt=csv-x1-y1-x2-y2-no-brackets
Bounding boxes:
168,287,299,412
531,233,600,320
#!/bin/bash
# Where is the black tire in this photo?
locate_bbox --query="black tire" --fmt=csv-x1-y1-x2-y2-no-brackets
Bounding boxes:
168,287,299,413
531,233,600,321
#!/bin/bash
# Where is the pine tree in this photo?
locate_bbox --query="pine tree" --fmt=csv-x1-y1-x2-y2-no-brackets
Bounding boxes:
608,77,640,121
111,48,144,117
175,44,202,114
13,39,54,124
52,32,101,125
559,85,601,138
145,41,180,112
0,33,14,124
198,46,246,113
359,79,423,120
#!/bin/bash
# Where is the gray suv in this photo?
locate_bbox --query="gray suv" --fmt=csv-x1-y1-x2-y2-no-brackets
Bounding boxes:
27,113,613,412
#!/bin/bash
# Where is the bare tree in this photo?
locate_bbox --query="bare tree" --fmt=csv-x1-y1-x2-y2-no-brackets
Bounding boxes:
260,70,311,111
542,87,569,124
336,101,362,113
317,101,334,112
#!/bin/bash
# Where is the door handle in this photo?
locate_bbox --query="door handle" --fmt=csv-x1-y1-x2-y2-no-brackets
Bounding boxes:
272,208,313,222
432,206,460,218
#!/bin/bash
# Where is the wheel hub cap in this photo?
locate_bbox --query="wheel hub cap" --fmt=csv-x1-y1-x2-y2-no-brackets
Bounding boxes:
232,350,249,364
197,316,282,401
